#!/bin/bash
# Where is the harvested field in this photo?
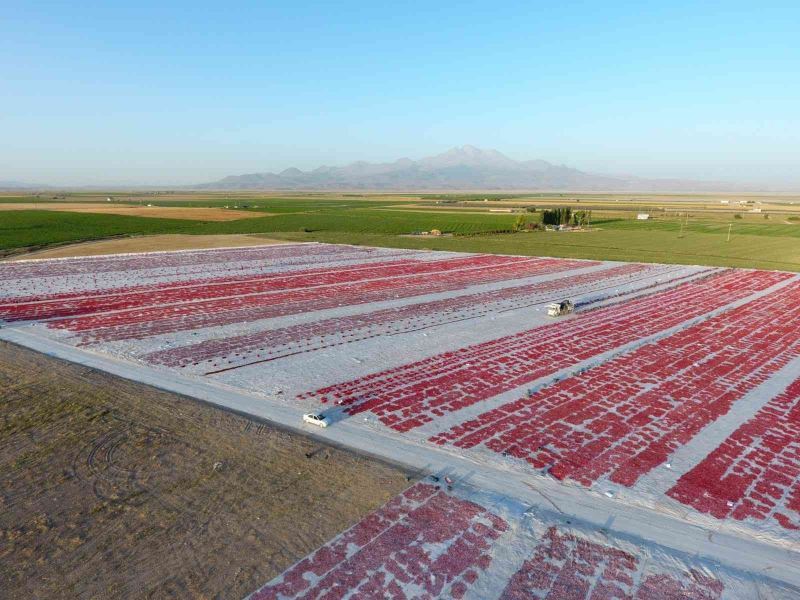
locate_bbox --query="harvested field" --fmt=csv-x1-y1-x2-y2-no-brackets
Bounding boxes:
0,340,413,599
9,234,289,260
3,241,800,597
0,203,265,221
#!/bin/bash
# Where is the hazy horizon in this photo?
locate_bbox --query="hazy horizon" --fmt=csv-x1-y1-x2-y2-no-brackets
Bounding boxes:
3,2,799,187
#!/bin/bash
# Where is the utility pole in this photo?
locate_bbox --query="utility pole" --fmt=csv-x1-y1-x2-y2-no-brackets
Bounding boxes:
727,223,732,242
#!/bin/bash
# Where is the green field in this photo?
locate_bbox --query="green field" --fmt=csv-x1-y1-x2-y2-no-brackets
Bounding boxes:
0,205,517,254
2,194,800,271
0,211,191,251
279,227,800,271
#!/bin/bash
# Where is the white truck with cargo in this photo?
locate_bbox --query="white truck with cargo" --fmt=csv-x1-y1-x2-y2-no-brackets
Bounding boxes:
546,300,574,317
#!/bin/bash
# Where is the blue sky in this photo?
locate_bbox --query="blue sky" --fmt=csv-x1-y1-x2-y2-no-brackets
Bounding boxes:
2,1,799,186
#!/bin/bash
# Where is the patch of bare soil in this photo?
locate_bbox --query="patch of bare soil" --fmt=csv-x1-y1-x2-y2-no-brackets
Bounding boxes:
9,234,291,260
0,203,266,221
0,341,413,599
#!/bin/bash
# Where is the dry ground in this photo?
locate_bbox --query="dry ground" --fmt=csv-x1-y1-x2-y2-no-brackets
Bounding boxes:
0,341,414,599
0,203,265,221
9,234,291,260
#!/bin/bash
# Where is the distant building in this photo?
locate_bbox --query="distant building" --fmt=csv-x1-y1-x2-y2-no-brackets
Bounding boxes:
637,213,650,220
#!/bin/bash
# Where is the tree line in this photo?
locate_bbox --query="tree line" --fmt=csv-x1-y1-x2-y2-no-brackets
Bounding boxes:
540,207,591,227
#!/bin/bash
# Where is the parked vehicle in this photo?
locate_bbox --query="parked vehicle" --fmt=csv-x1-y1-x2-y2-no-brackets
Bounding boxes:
302,413,329,428
546,300,574,317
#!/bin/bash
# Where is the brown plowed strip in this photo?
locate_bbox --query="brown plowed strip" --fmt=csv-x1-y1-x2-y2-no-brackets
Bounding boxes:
0,203,267,221
0,341,413,599
10,234,289,260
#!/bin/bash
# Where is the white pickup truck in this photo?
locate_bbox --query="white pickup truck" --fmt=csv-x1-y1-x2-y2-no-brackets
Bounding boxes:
302,413,329,428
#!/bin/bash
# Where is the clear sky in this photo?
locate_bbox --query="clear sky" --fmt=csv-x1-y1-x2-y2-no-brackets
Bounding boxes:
2,1,799,186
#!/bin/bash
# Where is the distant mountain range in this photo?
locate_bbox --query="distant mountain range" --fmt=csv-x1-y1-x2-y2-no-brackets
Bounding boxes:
196,145,754,192
0,147,768,191
0,180,50,190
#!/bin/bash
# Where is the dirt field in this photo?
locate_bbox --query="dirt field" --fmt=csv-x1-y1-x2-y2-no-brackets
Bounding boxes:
0,341,413,599
0,203,266,221
9,234,290,260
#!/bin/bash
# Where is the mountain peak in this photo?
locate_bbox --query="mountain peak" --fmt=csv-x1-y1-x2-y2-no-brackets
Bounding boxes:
457,144,483,154
419,145,517,170
279,167,303,177
444,145,506,158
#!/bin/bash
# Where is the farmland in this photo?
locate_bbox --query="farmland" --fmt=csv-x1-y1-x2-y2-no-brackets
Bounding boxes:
12,234,289,260
0,204,517,257
0,203,264,220
2,242,800,598
2,192,800,271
